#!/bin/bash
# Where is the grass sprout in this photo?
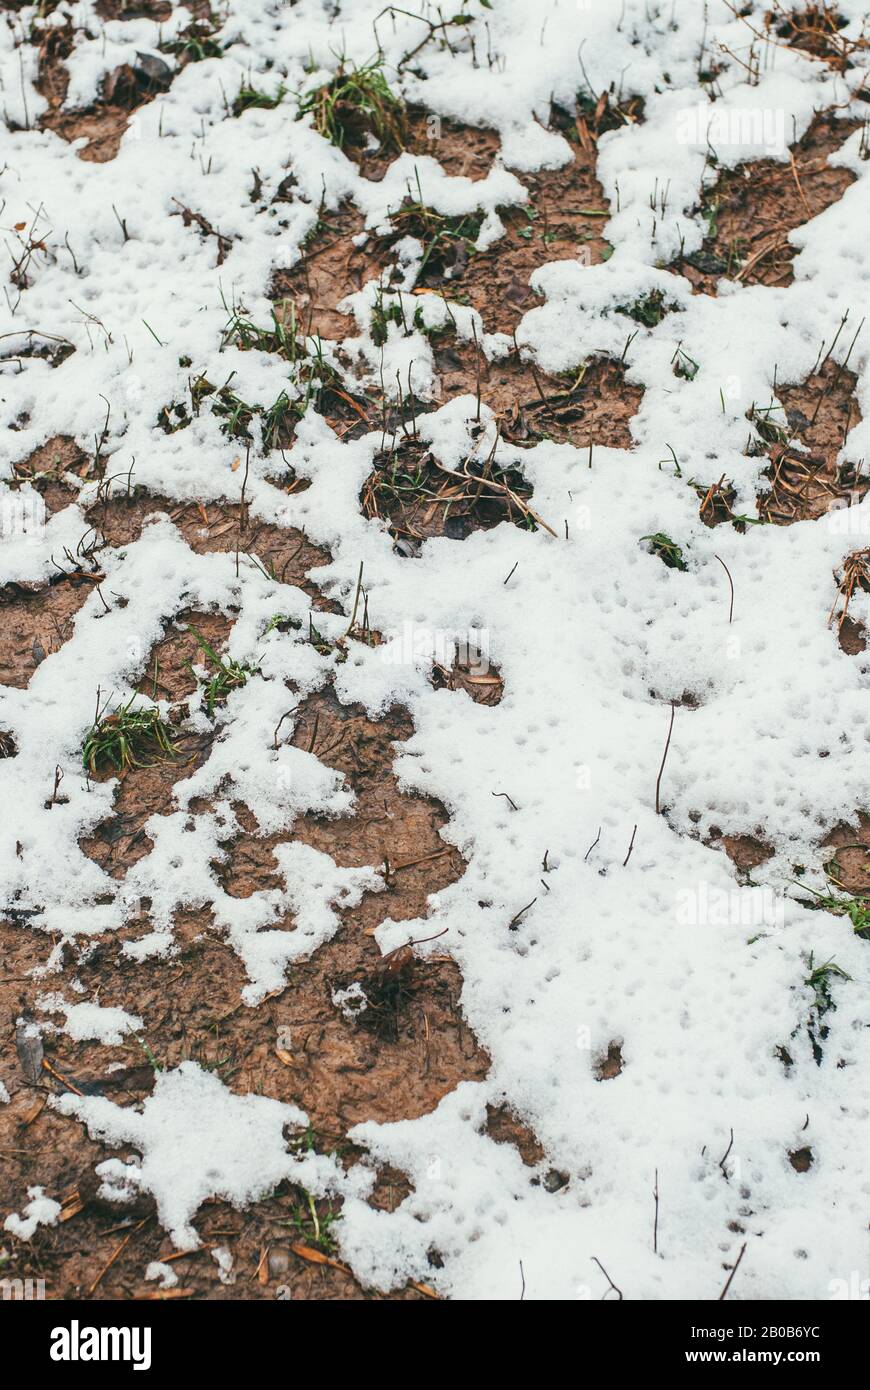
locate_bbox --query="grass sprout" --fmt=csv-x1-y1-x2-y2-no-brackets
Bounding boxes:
83,697,175,775
185,626,255,716
297,60,407,153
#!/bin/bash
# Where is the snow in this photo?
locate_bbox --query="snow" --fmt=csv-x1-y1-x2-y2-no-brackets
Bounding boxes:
37,993,143,1044
1,0,869,1298
145,1260,178,1290
54,1061,367,1249
4,1187,62,1241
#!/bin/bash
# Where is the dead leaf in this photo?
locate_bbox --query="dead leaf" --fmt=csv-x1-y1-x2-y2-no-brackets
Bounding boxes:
59,1192,84,1222
18,1097,47,1129
409,1280,440,1299
15,1024,43,1084
289,1243,352,1275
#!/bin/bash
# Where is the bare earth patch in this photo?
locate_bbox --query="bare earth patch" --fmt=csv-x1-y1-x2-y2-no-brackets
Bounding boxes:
675,113,859,293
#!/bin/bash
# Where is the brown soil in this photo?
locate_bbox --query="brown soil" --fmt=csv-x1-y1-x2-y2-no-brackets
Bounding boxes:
432,649,503,705
16,49,861,1307
766,5,859,70
674,113,859,293
820,814,870,895
435,341,642,451
37,20,175,161
79,610,231,878
270,204,387,344
836,615,867,654
0,575,98,689
360,436,541,548
788,1145,814,1172
359,107,502,185
460,158,611,338
712,834,773,875
275,113,617,345
85,493,332,607
12,435,90,515
370,165,611,341
755,357,864,523
826,549,870,654
594,1041,624,1081
0,683,492,1299
484,1103,546,1167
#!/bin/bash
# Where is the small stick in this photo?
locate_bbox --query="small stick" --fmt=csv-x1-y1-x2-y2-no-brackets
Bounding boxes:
591,1256,623,1301
718,1127,734,1176
508,898,537,928
718,1241,747,1301
472,319,482,422
584,827,601,860
714,554,734,623
655,701,676,815
89,1218,149,1295
239,444,250,533
653,1169,659,1254
272,708,295,750
343,561,365,637
42,1059,83,1095
623,824,637,866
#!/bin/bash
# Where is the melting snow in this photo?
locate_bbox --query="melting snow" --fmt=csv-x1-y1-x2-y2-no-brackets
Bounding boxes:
2,0,870,1298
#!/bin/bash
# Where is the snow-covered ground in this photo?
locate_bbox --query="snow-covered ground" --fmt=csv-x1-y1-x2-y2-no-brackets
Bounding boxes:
2,0,870,1300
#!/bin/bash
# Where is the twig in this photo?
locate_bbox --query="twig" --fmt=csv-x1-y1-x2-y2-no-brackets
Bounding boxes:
718,1241,747,1301
714,554,734,623
591,1256,623,1301
623,824,637,867
655,702,676,815
718,1127,734,1176
88,1217,150,1295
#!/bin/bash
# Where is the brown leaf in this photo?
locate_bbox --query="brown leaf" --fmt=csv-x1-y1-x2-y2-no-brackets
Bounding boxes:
15,1024,43,1084
409,1280,440,1299
289,1243,351,1274
18,1097,47,1129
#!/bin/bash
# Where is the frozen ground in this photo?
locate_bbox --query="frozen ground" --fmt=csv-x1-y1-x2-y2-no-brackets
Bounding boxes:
1,0,870,1300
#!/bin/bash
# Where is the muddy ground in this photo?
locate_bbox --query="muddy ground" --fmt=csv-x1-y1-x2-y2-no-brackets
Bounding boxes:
2,16,869,1300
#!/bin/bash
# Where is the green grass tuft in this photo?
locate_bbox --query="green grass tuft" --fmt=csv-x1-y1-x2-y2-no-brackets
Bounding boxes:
83,698,175,775
641,532,688,570
297,60,407,154
185,627,255,716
